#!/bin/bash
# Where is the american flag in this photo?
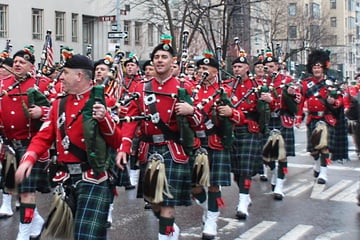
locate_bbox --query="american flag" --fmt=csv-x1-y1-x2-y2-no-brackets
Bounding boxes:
45,32,54,68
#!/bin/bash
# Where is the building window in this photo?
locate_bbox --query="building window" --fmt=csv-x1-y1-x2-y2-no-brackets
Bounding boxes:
124,21,130,45
288,3,297,16
330,17,337,27
148,24,154,47
330,35,337,45
55,11,65,41
349,17,356,29
32,8,43,40
135,22,142,45
348,0,355,11
304,4,308,17
310,3,320,19
288,26,297,38
310,24,320,39
330,0,336,9
0,4,8,38
72,13,78,42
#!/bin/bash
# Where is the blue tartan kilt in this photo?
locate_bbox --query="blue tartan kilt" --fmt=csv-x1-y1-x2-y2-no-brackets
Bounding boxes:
145,144,192,207
306,118,336,153
17,146,51,194
231,125,263,176
267,117,295,156
190,145,231,187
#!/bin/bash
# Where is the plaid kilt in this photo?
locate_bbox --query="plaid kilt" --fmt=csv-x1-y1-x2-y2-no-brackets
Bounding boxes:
331,110,349,160
190,145,231,187
306,118,336,153
145,144,192,207
16,146,51,194
231,125,263,177
65,174,113,240
267,117,295,156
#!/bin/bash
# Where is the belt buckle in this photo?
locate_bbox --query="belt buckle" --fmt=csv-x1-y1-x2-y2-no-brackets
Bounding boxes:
12,140,22,149
196,130,206,138
271,112,279,118
152,134,165,143
67,164,82,175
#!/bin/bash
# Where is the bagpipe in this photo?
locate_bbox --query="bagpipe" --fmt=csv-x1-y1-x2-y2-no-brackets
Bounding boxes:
109,92,140,111
177,30,195,156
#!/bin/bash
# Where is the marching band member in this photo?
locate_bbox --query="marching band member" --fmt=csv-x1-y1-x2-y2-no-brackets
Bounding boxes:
263,50,301,200
295,49,343,184
116,36,202,240
191,51,242,239
16,54,122,240
227,52,271,219
0,46,52,239
344,74,360,160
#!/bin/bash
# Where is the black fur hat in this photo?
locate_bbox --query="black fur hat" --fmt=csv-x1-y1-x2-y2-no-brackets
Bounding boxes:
307,49,330,74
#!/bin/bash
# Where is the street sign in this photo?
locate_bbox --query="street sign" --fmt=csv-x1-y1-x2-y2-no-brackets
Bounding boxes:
107,31,128,39
99,15,116,22
111,24,118,31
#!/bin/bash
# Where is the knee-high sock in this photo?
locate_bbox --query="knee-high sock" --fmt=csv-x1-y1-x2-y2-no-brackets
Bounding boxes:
208,191,221,212
277,161,288,179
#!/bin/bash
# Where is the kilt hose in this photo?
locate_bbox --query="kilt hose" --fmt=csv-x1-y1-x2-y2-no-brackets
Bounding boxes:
145,144,192,207
306,118,336,153
231,125,263,177
65,174,113,240
190,145,232,187
331,109,349,160
267,117,295,157
15,146,50,194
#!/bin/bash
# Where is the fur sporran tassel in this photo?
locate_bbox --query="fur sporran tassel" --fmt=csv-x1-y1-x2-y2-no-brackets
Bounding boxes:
4,151,17,191
262,129,286,161
192,147,210,187
311,121,328,150
43,185,74,239
144,154,173,204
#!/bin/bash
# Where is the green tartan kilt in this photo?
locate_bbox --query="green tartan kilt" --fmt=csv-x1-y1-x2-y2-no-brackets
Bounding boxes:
306,118,336,153
16,146,51,194
145,144,192,207
65,174,113,240
190,144,231,187
231,125,263,177
268,117,295,156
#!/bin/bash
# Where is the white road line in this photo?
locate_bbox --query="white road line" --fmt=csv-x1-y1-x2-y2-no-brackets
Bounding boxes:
311,180,353,200
286,182,314,197
310,182,326,198
288,163,360,172
314,231,344,240
234,221,277,240
278,224,314,240
282,182,303,193
330,182,359,203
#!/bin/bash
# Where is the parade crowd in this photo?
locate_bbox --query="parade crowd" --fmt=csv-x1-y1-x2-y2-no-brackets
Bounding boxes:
0,34,359,240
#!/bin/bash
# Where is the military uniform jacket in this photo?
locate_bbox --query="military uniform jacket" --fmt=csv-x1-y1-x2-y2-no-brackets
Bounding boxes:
119,76,202,163
297,76,342,126
228,76,261,129
266,73,294,112
26,89,121,163
192,81,242,150
0,74,51,140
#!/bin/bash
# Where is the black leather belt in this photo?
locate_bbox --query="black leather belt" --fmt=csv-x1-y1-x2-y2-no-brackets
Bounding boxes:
3,139,31,149
58,162,91,175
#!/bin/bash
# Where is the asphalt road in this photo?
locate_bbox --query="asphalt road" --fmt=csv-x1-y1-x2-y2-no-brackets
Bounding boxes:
0,125,359,240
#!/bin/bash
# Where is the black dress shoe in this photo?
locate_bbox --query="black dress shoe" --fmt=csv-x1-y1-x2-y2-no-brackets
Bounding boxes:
236,211,247,220
313,170,320,178
125,185,135,190
317,178,326,184
260,175,268,182
202,233,215,240
274,193,283,201
144,202,152,210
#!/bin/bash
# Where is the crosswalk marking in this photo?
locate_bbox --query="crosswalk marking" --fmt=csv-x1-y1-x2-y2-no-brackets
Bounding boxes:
234,221,277,240
314,231,344,240
278,224,314,240
286,182,314,197
311,180,353,200
330,182,358,203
